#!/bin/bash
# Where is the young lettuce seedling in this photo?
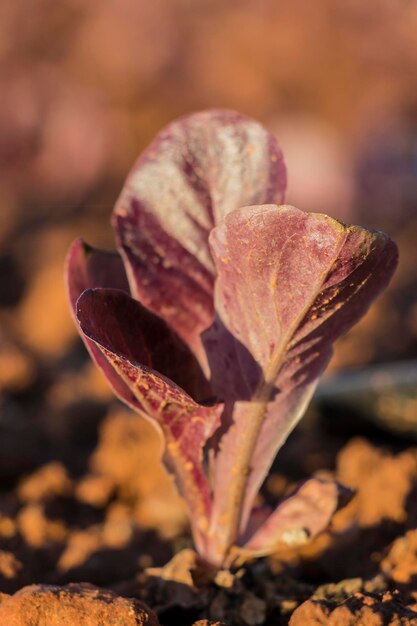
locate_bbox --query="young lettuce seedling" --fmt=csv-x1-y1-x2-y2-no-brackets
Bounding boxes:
66,110,398,568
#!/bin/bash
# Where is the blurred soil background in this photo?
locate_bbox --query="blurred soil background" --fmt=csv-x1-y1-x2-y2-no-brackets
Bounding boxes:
1,1,417,624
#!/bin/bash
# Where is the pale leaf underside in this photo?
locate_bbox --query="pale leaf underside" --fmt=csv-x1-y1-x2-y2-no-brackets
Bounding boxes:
112,109,286,373
243,478,348,557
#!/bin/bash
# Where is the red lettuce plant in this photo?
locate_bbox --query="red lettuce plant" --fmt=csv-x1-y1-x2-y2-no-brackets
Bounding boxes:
66,110,398,568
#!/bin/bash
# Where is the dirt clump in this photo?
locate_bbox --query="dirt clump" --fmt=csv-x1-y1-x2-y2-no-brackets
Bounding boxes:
0,551,26,594
336,438,417,527
17,462,73,503
289,590,417,625
0,582,159,625
382,529,417,589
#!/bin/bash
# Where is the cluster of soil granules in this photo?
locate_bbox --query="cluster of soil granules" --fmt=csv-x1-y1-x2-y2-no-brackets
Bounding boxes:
289,591,417,625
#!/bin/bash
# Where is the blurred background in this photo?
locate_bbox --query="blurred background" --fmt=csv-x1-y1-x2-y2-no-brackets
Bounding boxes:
0,0,417,585
1,0,417,364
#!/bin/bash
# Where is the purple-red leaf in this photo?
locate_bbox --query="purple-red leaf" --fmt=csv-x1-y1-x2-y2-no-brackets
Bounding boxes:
66,238,129,310
243,479,346,557
112,109,286,372
205,205,398,563
75,287,222,555
65,239,141,411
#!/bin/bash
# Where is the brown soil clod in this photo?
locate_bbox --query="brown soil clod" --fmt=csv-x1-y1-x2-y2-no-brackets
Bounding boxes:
289,590,417,625
0,582,159,626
